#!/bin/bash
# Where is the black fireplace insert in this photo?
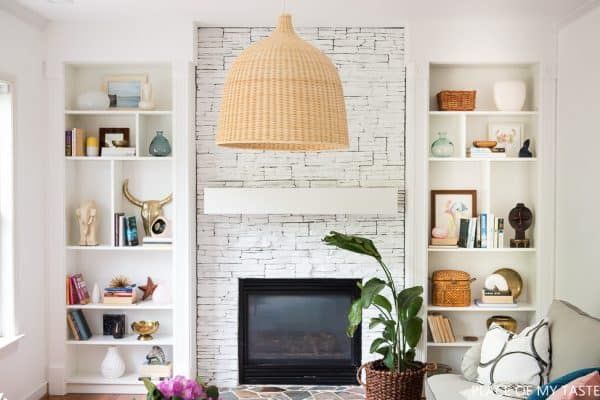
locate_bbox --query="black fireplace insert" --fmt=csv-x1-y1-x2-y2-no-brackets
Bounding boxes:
238,278,362,385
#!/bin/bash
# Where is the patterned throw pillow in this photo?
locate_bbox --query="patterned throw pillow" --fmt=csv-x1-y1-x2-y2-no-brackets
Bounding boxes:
478,318,551,386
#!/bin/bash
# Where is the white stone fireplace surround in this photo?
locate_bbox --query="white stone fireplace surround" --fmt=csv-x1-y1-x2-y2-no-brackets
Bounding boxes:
196,25,406,386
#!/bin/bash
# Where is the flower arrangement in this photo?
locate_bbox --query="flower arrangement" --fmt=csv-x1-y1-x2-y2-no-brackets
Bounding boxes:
143,376,219,400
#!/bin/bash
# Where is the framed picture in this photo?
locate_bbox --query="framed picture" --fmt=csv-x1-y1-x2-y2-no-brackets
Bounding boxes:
103,75,147,108
99,127,130,148
488,122,523,157
431,190,477,239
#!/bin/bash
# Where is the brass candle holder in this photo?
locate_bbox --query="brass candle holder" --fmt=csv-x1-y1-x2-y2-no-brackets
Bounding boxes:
131,320,160,341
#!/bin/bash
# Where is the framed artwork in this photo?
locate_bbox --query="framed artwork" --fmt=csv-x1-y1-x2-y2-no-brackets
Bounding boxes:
102,74,147,108
99,127,130,148
431,190,477,239
488,122,523,157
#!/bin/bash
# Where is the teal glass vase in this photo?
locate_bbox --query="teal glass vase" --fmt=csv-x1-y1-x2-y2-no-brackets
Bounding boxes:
431,132,454,158
149,131,172,157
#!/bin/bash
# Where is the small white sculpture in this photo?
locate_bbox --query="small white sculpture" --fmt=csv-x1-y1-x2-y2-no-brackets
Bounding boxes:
138,82,155,110
76,200,99,246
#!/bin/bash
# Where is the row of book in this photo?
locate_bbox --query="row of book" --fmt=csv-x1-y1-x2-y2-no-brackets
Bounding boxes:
104,285,137,305
114,213,140,246
467,147,507,158
65,128,86,157
458,214,505,248
66,273,90,305
67,309,92,340
427,313,456,343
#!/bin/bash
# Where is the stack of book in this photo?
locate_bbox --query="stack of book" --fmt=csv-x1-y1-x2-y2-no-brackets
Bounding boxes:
458,214,505,248
65,128,86,157
114,214,140,247
475,289,516,307
140,362,173,380
467,147,507,158
66,273,90,305
67,309,92,340
102,147,136,157
427,313,456,343
103,285,137,305
430,237,458,248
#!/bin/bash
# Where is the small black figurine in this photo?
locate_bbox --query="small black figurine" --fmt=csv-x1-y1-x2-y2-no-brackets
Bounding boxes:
519,139,533,158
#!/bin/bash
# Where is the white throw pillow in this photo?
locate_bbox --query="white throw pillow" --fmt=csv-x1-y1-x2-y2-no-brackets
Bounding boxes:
462,343,482,382
477,318,551,387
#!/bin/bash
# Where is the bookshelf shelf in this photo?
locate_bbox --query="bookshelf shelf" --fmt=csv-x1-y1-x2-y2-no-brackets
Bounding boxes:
66,245,172,251
66,303,173,310
66,334,174,346
429,111,538,117
65,109,173,116
429,157,537,163
66,156,172,161
427,247,536,253
66,372,144,385
428,303,536,312
427,339,481,347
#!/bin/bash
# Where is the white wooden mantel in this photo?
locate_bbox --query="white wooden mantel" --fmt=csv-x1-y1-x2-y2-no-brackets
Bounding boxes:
203,188,399,215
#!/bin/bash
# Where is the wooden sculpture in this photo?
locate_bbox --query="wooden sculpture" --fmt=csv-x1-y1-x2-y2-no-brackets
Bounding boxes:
76,200,99,246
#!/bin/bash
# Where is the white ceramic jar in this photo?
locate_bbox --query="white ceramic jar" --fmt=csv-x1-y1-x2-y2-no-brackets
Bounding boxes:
493,80,526,111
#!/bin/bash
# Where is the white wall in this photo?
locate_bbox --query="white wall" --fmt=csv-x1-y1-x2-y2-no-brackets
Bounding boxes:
0,10,48,400
556,6,600,317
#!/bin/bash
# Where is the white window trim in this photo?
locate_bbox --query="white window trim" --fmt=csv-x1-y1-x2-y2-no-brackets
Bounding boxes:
0,73,18,350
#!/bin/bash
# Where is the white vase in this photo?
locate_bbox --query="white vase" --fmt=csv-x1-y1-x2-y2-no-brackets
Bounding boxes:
91,283,101,304
138,83,155,110
152,282,171,305
76,91,110,110
101,346,126,379
493,80,526,111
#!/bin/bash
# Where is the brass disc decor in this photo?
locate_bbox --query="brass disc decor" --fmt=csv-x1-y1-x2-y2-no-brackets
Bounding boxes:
216,14,349,151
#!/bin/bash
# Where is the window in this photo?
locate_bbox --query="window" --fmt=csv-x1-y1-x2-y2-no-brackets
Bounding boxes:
0,79,15,340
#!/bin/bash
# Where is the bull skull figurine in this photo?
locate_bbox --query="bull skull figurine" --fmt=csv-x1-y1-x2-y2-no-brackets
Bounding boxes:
122,179,172,235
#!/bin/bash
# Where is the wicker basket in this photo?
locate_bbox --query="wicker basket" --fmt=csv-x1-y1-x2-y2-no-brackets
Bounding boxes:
431,270,474,307
357,361,432,400
437,91,476,111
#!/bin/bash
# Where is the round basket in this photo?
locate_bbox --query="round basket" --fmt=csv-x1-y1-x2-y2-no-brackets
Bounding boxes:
357,360,433,400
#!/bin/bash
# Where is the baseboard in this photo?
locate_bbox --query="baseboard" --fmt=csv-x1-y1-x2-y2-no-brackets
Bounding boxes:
24,382,47,400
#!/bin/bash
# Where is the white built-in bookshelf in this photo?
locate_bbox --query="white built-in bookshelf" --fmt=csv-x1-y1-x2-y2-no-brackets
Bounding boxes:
54,63,191,394
418,63,550,372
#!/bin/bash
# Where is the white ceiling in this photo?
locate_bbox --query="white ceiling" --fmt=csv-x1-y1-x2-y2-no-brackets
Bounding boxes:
14,0,594,25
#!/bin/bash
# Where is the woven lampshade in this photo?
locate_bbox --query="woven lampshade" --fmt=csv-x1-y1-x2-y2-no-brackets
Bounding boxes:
216,14,349,151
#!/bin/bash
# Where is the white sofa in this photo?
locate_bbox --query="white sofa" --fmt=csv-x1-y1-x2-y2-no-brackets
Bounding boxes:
426,301,600,400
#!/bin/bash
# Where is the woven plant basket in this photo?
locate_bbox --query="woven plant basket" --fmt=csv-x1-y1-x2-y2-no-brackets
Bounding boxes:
357,360,433,400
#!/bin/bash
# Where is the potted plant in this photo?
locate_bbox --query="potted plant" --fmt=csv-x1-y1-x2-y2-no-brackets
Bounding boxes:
323,231,429,400
143,376,219,400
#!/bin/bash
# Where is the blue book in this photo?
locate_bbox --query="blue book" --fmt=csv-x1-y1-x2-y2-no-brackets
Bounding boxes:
480,214,487,248
70,310,92,340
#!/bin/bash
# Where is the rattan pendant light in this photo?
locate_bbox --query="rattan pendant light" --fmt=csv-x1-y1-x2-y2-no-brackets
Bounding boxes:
216,14,349,151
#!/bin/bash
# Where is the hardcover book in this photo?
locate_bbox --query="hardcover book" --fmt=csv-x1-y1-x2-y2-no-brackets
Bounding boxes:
69,310,92,340
458,218,470,248
70,273,90,304
126,216,139,246
65,130,72,157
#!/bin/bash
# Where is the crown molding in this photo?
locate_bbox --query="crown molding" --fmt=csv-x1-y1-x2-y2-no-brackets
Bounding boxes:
559,0,600,28
0,0,47,30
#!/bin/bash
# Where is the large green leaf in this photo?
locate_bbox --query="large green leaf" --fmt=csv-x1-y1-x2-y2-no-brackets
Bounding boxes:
347,298,363,337
373,294,393,314
406,296,423,319
206,385,219,400
404,348,416,362
369,338,387,353
397,286,424,320
322,231,381,260
369,317,385,329
382,323,396,342
405,316,423,348
383,347,396,370
361,278,386,308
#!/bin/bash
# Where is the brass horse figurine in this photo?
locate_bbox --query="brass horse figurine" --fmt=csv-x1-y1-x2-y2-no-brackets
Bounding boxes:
122,179,172,235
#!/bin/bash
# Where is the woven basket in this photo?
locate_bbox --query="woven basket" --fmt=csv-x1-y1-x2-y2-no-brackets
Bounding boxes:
431,270,473,307
357,360,431,400
437,91,476,111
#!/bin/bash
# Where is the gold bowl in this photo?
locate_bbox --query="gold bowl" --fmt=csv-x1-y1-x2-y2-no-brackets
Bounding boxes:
131,320,160,341
487,315,518,332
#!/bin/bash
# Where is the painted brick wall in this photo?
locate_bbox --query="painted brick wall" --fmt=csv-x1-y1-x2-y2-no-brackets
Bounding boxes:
196,26,406,386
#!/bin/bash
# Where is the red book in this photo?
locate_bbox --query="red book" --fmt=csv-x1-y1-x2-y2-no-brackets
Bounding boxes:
71,273,90,305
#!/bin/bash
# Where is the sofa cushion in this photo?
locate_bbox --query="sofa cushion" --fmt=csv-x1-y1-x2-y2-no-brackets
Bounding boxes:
478,319,551,386
547,300,600,380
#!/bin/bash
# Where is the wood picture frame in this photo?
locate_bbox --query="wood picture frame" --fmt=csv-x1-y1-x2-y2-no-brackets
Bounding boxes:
99,127,130,148
430,190,477,239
